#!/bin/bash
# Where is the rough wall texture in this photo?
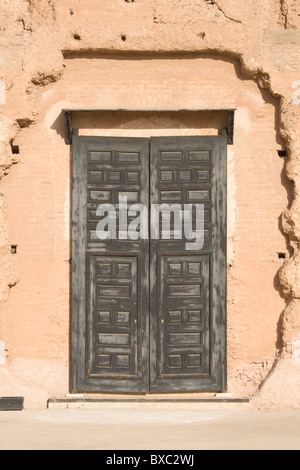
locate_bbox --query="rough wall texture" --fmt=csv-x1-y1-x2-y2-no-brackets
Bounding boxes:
0,0,300,408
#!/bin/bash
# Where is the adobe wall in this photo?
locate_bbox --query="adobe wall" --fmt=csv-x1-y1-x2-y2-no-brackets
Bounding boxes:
0,0,300,409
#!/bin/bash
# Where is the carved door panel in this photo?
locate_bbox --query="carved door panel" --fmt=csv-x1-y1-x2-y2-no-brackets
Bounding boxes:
71,135,227,394
71,136,150,393
149,136,227,392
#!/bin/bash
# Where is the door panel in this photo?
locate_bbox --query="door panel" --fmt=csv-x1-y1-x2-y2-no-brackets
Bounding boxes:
71,136,150,393
150,136,227,392
87,254,139,379
157,254,210,377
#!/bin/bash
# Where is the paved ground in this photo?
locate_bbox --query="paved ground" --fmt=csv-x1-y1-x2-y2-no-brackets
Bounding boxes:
0,408,299,450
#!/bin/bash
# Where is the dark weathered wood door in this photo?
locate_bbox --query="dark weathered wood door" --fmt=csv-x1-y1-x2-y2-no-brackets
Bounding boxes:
71,136,150,393
71,134,227,393
149,137,227,392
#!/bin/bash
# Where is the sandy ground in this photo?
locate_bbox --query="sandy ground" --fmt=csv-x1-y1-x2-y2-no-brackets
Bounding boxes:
0,408,299,450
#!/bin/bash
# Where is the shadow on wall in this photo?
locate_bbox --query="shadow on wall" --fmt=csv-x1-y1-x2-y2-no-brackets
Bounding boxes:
51,109,230,141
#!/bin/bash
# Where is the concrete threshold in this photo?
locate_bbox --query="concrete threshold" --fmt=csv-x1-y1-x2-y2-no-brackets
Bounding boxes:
48,394,250,410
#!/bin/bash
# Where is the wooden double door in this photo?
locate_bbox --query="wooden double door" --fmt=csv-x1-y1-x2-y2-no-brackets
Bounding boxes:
71,135,227,394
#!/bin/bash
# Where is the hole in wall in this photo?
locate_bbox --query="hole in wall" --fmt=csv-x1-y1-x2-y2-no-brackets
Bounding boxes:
10,245,17,255
278,150,287,158
16,118,34,128
10,140,19,154
73,34,81,41
121,35,127,42
277,252,286,259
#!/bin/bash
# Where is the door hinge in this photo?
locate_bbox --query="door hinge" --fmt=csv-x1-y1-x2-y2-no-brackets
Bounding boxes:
219,109,235,144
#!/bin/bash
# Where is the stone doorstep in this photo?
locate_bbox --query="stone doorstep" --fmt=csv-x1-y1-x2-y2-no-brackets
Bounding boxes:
47,394,250,410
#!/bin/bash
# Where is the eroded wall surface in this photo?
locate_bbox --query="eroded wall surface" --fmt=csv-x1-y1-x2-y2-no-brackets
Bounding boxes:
0,0,300,408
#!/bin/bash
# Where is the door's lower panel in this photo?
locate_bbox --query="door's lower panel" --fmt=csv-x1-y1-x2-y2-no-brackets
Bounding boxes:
74,253,149,393
87,254,140,380
149,253,221,393
156,254,211,379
